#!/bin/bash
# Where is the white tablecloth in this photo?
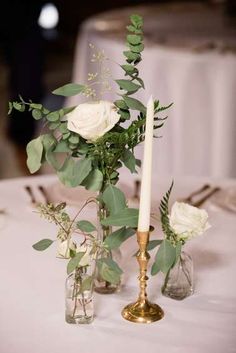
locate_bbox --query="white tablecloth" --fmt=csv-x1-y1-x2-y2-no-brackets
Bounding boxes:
0,172,236,353
67,4,236,178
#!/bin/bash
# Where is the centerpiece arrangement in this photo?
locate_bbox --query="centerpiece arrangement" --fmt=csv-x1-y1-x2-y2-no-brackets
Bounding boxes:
9,14,210,324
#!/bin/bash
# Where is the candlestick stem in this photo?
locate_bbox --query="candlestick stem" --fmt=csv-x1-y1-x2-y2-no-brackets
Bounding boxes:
121,231,164,323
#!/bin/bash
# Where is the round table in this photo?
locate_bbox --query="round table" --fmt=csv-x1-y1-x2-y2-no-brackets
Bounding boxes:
67,3,236,178
0,172,236,353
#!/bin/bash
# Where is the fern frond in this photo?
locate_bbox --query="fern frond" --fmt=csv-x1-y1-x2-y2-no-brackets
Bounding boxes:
159,181,176,241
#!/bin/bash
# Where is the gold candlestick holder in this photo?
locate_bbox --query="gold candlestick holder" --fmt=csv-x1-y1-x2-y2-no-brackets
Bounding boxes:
121,230,164,323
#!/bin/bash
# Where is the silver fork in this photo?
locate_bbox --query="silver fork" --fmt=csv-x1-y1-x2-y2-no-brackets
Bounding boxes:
191,187,221,207
24,185,37,205
38,185,50,204
179,184,211,204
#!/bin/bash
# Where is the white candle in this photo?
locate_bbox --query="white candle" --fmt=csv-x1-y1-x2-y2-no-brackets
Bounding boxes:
138,96,155,232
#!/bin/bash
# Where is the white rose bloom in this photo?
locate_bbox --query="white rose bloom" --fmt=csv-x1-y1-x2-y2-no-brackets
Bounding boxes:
169,201,211,241
67,101,120,141
57,239,76,259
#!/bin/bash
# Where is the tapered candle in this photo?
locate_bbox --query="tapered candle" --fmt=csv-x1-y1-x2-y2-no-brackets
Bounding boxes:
138,96,155,232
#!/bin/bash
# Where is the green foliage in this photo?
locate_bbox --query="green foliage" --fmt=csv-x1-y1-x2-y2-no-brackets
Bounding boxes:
147,239,163,251
80,276,93,293
32,239,54,251
8,14,171,196
151,183,184,277
67,252,86,274
104,227,135,249
121,149,137,173
57,158,92,187
101,208,138,227
26,136,44,173
52,83,85,96
159,181,176,242
97,257,123,285
116,79,141,94
123,96,146,114
151,239,176,275
81,169,103,191
101,185,126,215
76,220,96,233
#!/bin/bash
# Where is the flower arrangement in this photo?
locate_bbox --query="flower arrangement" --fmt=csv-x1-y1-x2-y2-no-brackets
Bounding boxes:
151,182,211,299
8,14,171,296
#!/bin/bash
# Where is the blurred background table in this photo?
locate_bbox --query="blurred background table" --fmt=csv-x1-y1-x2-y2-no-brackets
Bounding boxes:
67,2,236,178
0,172,236,352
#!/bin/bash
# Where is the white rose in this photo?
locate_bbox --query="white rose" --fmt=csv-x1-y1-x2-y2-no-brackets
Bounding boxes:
67,101,120,141
169,201,211,241
57,239,76,259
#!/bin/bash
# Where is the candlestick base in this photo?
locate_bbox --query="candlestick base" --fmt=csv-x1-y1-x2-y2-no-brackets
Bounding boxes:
122,299,164,323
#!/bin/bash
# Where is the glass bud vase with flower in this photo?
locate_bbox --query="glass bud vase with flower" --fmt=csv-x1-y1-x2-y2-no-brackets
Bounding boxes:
65,264,95,324
161,250,193,300
151,182,211,300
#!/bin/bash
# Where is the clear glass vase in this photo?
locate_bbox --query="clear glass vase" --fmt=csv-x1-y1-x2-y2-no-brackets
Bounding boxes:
94,200,122,294
161,251,193,300
65,266,94,324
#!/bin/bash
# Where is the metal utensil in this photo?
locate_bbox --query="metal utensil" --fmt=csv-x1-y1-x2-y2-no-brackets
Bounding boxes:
133,179,141,201
192,187,221,207
24,185,37,205
180,184,211,203
38,185,50,204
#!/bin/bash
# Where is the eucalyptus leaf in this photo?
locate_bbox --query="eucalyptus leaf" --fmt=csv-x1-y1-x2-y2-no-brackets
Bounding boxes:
123,51,140,62
81,169,103,191
53,83,85,97
46,111,60,122
101,208,138,227
62,132,70,140
68,135,79,144
102,185,126,215
32,239,54,251
123,96,146,114
118,109,130,120
114,100,128,110
26,136,43,173
32,109,42,120
97,258,123,285
53,140,70,153
173,241,182,267
77,220,96,233
151,239,176,275
13,102,24,111
121,64,138,75
79,276,93,293
48,122,60,130
147,239,162,251
30,103,43,110
126,25,142,34
128,43,144,53
57,158,92,187
121,149,136,173
116,79,141,93
59,122,68,134
104,227,135,249
67,252,86,274
127,34,142,45
130,14,143,29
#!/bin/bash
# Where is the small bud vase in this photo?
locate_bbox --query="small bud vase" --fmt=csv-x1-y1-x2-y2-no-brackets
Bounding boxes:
162,251,193,300
65,266,94,324
94,200,121,294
